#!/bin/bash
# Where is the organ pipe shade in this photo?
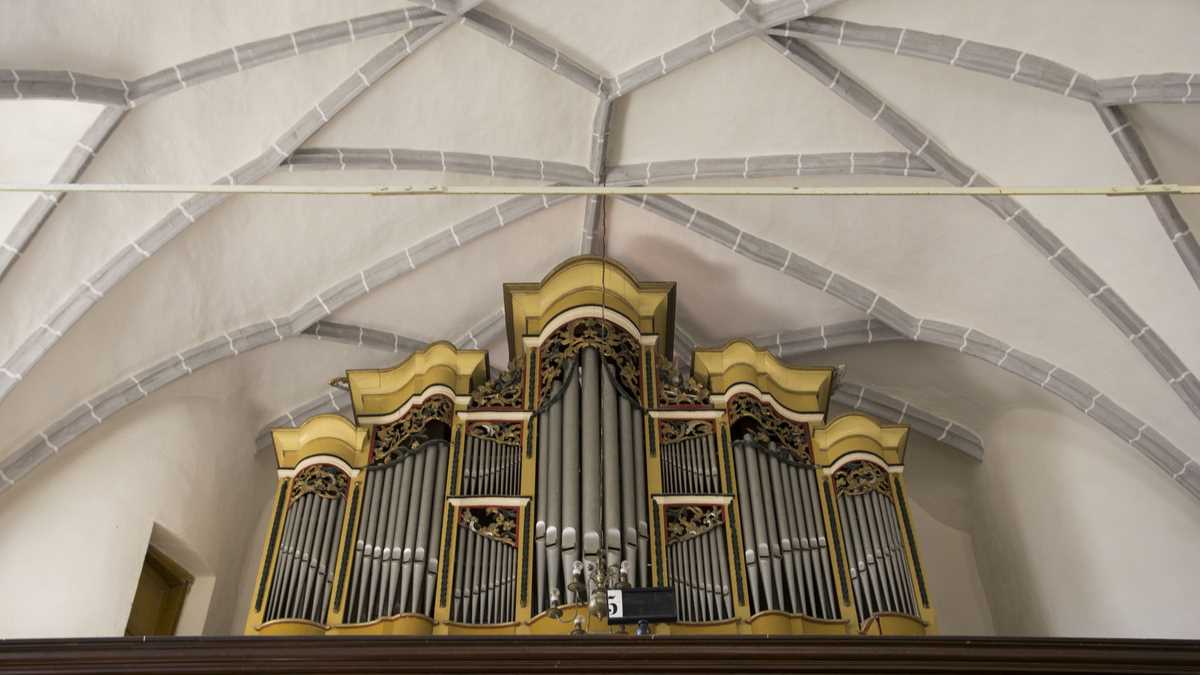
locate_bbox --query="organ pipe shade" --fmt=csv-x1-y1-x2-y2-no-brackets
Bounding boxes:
251,256,934,637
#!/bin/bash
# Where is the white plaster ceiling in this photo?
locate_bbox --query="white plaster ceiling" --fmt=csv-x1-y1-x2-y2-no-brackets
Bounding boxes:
0,100,103,244
0,0,1198,505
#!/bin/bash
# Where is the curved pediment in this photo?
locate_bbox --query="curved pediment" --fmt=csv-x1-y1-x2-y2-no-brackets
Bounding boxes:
503,256,676,361
272,413,370,469
346,342,489,424
692,339,833,417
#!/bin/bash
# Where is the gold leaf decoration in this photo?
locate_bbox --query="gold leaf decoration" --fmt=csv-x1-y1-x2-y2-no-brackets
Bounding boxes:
469,357,525,409
373,395,453,465
290,464,349,501
656,359,708,407
666,505,724,545
538,318,641,400
833,460,891,497
660,419,714,444
467,421,523,446
727,394,812,464
461,506,518,547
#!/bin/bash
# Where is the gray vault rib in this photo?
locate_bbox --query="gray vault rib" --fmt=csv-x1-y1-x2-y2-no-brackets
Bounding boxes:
765,18,1199,289
1097,107,1200,290
462,8,605,95
0,107,124,282
581,99,613,255
617,193,1199,499
0,8,443,107
0,196,566,492
771,17,1200,106
0,21,453,404
283,147,593,185
606,152,937,185
767,35,1200,424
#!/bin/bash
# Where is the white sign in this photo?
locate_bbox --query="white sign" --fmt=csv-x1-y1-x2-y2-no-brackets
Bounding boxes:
606,589,624,619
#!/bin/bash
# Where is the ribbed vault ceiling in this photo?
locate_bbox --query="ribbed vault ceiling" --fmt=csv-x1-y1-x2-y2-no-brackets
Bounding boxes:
0,0,1197,506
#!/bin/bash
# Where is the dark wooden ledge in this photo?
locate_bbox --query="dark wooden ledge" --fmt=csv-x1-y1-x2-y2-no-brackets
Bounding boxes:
2,635,1199,674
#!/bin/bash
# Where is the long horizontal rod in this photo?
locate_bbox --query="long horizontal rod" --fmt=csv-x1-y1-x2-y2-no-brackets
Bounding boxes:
0,183,1197,197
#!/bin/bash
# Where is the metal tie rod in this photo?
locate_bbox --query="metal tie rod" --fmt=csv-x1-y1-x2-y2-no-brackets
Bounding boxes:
0,183,1198,197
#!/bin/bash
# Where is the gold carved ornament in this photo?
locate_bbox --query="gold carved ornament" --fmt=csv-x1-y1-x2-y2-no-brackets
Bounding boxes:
727,394,813,464
656,360,709,407
469,357,525,409
289,464,350,501
833,461,892,497
660,419,714,444
467,421,523,446
538,318,641,401
372,395,454,465
665,505,725,545
461,506,519,547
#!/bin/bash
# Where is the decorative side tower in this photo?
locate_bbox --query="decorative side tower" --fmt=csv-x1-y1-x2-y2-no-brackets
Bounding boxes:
245,257,935,636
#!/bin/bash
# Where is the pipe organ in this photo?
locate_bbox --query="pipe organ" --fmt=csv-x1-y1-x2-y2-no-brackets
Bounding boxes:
247,257,936,637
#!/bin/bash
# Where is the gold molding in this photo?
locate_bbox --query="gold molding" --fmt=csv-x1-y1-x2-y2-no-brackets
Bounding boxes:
503,256,676,361
692,340,832,416
346,342,489,423
812,413,908,466
272,414,370,469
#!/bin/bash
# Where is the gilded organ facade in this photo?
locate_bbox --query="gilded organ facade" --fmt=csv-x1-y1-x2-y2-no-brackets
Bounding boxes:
246,257,936,636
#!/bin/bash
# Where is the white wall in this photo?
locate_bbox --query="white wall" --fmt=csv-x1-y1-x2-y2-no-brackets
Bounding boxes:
971,404,1200,637
0,394,274,637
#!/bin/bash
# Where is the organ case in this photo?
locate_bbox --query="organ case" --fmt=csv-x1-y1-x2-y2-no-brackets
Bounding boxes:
246,257,936,636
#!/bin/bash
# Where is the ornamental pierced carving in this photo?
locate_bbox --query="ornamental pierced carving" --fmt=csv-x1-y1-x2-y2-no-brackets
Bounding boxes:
290,464,349,501
656,359,709,407
727,394,812,464
660,419,714,444
469,357,525,409
833,461,892,497
467,421,523,446
461,506,518,547
666,505,725,545
373,395,453,465
538,318,641,398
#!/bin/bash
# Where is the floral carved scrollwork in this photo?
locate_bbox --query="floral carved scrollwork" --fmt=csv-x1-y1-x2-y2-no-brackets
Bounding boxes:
461,506,518,547
538,318,641,398
833,461,892,497
469,357,525,409
660,419,714,444
727,394,812,464
290,464,349,501
666,505,724,545
467,421,523,446
373,395,453,465
656,360,709,407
